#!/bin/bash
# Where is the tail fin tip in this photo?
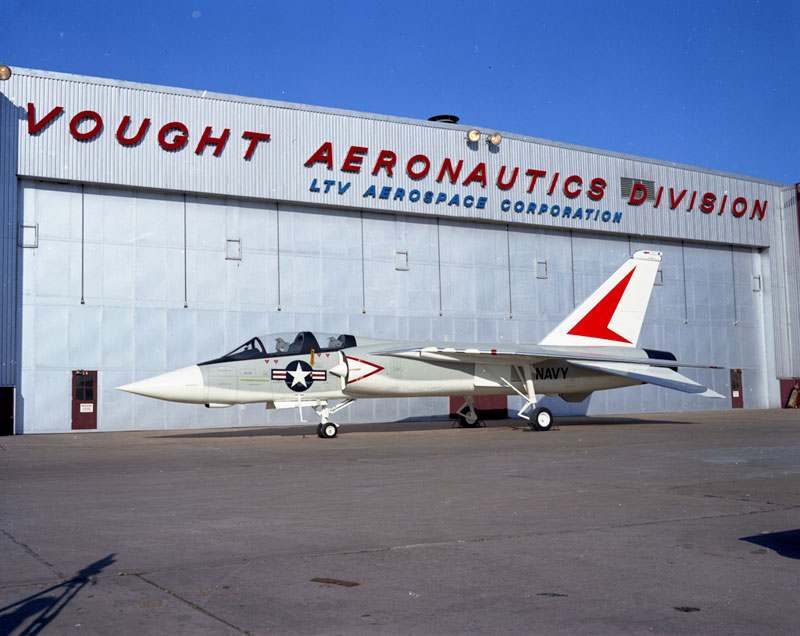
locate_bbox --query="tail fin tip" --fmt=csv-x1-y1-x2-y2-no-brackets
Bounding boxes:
632,250,662,262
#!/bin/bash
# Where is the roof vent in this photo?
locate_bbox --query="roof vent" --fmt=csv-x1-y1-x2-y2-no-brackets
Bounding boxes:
428,114,460,124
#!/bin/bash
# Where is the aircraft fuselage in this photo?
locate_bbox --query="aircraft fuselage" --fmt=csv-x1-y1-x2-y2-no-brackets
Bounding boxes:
125,336,642,408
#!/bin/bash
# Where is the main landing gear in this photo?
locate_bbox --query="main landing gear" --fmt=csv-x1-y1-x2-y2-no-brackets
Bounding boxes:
499,365,557,432
530,407,554,432
454,398,485,428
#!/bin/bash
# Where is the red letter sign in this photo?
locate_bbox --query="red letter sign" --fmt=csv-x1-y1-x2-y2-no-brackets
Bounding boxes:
242,131,271,159
116,116,151,146
563,175,582,198
341,146,368,172
69,111,103,141
407,154,431,179
629,183,647,205
587,177,607,201
496,166,519,190
371,150,397,176
195,126,231,156
526,169,547,192
462,163,487,187
158,122,190,151
304,142,334,168
27,103,64,134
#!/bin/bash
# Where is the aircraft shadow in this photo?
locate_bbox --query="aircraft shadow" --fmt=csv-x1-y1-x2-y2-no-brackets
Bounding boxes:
0,554,116,635
740,529,800,559
153,415,690,439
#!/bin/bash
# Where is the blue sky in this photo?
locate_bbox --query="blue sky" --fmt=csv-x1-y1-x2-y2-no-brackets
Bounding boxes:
4,0,798,183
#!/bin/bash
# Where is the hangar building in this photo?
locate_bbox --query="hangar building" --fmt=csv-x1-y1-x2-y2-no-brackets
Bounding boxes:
1,66,798,434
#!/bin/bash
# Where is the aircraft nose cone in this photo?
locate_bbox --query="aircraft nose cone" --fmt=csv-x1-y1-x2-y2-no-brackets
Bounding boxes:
329,360,348,378
117,365,205,403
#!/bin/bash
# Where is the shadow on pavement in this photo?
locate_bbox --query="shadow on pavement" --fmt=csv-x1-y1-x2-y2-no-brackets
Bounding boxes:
152,415,690,439
0,554,116,635
741,529,800,559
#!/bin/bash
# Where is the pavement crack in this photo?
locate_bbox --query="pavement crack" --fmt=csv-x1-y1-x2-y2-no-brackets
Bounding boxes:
701,493,799,507
304,505,800,558
0,527,65,578
130,572,251,635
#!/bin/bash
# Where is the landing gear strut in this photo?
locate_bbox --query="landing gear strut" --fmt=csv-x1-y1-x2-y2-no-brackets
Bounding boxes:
500,365,557,432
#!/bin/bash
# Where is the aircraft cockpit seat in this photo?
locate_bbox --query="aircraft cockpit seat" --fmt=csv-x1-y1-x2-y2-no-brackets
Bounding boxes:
329,334,357,349
287,331,320,355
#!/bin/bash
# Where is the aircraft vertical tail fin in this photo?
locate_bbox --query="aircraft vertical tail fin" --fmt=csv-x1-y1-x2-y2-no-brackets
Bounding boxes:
538,251,662,348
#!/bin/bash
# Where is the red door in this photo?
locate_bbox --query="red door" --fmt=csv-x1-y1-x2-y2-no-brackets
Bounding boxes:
730,369,743,409
72,370,98,430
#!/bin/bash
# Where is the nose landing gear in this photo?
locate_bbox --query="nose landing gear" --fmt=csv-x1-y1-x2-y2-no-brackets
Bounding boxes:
313,398,355,439
317,422,338,438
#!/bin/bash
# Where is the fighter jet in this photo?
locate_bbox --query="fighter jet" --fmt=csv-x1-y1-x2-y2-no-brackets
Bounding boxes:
118,250,722,438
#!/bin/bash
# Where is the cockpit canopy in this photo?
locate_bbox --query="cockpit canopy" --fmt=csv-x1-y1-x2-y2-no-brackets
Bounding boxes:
199,331,357,365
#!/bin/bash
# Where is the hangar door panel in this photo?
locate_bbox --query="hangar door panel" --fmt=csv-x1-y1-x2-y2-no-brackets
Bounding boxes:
278,206,363,312
438,220,509,319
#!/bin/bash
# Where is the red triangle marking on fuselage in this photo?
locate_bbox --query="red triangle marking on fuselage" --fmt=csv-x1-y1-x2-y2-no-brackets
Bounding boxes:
345,356,384,384
567,267,636,343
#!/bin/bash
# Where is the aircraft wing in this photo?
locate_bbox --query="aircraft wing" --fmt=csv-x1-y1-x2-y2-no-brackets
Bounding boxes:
375,345,718,369
374,346,723,397
566,360,724,397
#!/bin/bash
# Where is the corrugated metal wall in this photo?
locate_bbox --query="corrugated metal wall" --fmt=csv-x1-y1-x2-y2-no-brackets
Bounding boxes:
771,186,800,378
0,88,21,387
6,68,779,247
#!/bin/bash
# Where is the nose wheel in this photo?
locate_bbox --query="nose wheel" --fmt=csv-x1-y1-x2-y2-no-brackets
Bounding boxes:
317,422,338,439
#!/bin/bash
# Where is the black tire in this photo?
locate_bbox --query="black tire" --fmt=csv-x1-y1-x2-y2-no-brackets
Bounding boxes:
457,414,481,428
531,407,554,432
320,423,338,439
316,423,324,438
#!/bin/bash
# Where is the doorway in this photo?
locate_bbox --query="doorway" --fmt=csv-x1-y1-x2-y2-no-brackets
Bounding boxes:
0,387,13,435
730,369,743,409
72,371,98,430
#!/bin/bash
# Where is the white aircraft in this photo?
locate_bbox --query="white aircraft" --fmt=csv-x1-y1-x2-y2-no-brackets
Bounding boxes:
118,250,723,438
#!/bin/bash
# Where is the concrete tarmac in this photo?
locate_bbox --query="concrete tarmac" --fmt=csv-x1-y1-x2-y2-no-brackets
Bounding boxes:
1,409,799,635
